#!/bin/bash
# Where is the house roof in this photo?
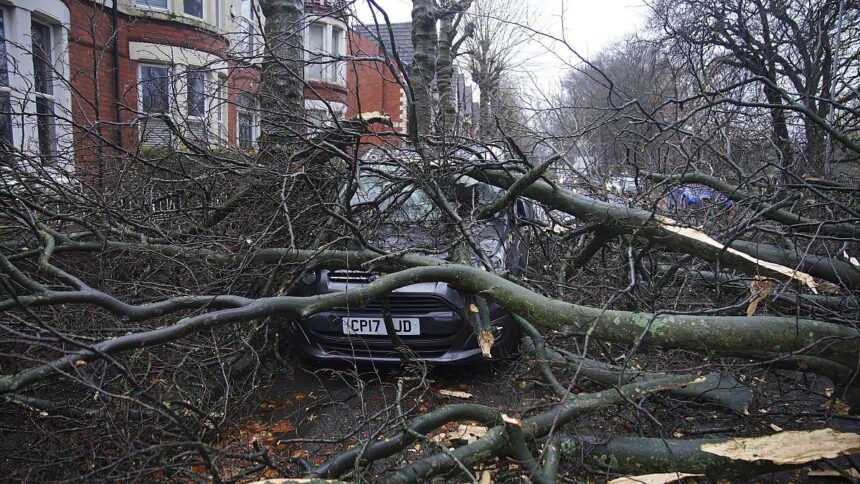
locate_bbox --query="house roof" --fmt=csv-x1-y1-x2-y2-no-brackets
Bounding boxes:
356,22,415,66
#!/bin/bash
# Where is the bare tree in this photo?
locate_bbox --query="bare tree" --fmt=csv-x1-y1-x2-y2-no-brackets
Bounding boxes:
1,0,859,481
462,0,533,139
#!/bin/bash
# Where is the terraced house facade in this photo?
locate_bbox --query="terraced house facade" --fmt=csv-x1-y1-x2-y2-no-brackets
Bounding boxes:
0,0,408,167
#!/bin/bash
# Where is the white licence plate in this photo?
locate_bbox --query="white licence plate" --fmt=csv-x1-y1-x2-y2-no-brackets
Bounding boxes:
342,317,421,336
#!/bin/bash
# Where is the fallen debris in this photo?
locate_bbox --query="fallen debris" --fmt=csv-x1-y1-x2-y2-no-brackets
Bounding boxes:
700,429,860,464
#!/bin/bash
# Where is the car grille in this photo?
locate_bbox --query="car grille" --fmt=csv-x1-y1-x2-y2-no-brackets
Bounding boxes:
328,270,375,283
310,334,454,359
360,293,455,314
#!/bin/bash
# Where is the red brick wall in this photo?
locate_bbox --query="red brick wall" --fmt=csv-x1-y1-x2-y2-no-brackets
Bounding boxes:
345,29,406,146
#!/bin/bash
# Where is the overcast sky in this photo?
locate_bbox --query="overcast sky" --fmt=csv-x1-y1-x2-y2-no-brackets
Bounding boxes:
352,0,649,95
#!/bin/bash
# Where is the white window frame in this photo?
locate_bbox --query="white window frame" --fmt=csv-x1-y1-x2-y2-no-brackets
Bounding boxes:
237,0,257,57
235,93,258,150
185,68,207,119
31,18,56,161
137,63,173,116
0,1,72,171
304,20,345,86
212,74,227,143
183,0,204,21
305,99,345,128
135,0,169,12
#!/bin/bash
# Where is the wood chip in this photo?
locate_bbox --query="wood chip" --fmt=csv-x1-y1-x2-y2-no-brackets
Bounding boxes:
808,469,860,479
438,389,473,399
747,276,773,316
608,473,703,484
501,413,521,426
478,330,494,359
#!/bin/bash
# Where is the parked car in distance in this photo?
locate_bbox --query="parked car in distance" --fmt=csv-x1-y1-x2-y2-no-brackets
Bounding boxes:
289,161,531,364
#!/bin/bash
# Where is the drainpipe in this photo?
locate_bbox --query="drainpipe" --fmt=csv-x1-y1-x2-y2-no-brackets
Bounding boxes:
111,0,123,146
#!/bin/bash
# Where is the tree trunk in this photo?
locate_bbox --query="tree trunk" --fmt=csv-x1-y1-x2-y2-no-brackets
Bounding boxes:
436,16,458,135
259,0,305,152
410,0,437,137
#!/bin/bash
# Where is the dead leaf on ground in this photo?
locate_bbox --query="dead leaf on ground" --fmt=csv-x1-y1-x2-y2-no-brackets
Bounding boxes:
477,469,494,484
247,480,345,483
747,276,773,316
439,389,473,399
608,472,703,484
700,428,860,464
270,420,295,434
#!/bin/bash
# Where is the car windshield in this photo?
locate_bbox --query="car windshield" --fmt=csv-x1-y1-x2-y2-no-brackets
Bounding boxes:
350,166,504,223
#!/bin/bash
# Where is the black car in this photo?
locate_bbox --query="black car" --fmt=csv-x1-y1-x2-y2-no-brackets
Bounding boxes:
289,160,532,364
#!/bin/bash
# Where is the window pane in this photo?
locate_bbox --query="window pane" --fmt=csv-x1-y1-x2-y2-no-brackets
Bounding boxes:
331,27,342,56
0,12,9,87
31,22,53,96
240,18,255,56
215,85,223,123
184,0,203,18
187,70,206,117
237,93,255,110
140,65,170,113
136,0,168,9
0,92,11,146
238,113,252,149
330,27,342,83
36,95,55,159
307,24,325,80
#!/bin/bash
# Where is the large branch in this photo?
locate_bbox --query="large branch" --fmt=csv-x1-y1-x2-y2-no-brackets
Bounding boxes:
472,167,837,291
377,375,700,483
730,239,860,289
3,262,858,397
558,434,791,479
312,374,698,480
522,337,753,413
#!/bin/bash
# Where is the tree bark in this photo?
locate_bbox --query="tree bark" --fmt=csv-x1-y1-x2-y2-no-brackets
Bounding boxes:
410,0,438,137
258,0,305,151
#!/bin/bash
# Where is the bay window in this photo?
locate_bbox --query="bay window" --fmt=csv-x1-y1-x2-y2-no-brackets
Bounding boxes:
0,0,71,167
307,24,325,80
330,26,343,83
185,68,207,144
